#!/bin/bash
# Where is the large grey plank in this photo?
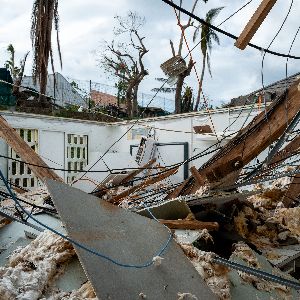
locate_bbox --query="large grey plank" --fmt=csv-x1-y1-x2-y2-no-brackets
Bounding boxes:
46,180,216,300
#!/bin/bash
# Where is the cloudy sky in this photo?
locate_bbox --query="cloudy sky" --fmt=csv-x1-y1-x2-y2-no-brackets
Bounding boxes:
1,0,300,108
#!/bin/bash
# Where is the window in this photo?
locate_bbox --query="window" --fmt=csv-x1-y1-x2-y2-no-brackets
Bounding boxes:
8,129,39,189
66,134,88,184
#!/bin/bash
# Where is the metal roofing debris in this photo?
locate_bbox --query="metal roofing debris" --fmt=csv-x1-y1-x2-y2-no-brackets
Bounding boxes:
46,179,217,300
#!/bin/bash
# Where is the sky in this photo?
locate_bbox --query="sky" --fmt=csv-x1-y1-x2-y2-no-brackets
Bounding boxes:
1,0,300,108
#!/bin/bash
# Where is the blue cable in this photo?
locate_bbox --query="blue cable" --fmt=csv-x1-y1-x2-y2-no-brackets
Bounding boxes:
0,168,172,269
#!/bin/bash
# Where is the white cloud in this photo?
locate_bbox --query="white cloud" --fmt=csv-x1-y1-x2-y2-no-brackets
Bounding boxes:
0,0,299,107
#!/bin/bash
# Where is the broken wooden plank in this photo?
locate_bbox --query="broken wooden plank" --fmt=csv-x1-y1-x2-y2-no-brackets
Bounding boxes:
46,179,217,300
94,159,157,198
119,158,157,185
194,125,213,134
190,166,205,188
168,79,300,198
159,219,219,231
0,116,62,182
110,167,178,204
235,0,278,50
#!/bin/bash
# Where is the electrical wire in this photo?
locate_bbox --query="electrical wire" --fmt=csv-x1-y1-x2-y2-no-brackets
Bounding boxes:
0,168,172,269
182,0,255,60
162,0,300,59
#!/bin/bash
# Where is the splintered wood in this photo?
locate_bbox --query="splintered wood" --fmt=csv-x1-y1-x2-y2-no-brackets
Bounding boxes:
0,116,62,183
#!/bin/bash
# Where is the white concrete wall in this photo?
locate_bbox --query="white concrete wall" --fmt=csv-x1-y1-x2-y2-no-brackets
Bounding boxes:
0,106,262,190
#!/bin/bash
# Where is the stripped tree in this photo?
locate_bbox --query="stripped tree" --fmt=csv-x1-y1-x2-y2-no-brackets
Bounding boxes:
5,44,20,81
31,0,62,102
167,0,208,114
193,7,223,111
100,11,148,119
5,44,30,95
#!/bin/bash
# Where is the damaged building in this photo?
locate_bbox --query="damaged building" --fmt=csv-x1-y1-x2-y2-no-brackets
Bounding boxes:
1,0,300,299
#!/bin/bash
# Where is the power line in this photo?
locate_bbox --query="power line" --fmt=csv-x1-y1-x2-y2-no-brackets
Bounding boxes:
0,168,173,269
183,0,255,60
162,0,300,59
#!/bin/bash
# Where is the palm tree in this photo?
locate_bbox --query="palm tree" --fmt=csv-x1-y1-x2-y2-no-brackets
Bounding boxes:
193,7,223,111
5,44,20,80
31,0,62,102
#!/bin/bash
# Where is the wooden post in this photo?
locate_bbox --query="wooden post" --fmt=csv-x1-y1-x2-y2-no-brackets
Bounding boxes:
159,219,219,231
235,0,278,50
0,116,62,183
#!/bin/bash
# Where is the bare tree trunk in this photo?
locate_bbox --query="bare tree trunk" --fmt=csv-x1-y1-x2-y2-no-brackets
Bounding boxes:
39,65,48,103
13,52,29,96
175,75,185,114
174,59,194,114
132,85,139,118
126,87,133,118
194,52,206,111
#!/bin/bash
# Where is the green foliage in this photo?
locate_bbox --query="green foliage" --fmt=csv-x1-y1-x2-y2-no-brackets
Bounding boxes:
193,7,224,76
115,78,128,105
181,86,194,113
4,44,21,80
64,104,80,112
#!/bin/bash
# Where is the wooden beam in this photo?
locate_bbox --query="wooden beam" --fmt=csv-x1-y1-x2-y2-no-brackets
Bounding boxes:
94,159,157,198
159,219,219,231
109,167,178,204
168,79,300,198
119,158,157,185
235,0,277,50
0,116,62,182
190,166,205,188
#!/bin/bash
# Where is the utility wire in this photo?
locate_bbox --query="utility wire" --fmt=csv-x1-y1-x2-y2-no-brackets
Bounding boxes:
183,0,255,60
0,168,172,269
162,0,300,59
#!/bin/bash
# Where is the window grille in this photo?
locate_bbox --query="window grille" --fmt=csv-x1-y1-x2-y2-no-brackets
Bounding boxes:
8,129,39,189
66,134,88,184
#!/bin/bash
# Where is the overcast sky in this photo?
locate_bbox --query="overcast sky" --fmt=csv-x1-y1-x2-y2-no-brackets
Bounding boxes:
1,0,300,107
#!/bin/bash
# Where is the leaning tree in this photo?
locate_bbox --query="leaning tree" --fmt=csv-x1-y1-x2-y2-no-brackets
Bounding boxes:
100,11,149,119
31,0,62,102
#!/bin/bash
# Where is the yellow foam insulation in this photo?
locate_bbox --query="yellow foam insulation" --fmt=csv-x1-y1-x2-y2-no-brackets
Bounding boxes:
47,281,98,300
179,244,230,300
233,211,249,238
0,230,75,300
271,207,300,238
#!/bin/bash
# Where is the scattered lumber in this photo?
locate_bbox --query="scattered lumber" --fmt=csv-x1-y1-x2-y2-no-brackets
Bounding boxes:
109,167,178,204
94,159,157,198
159,219,219,231
0,116,62,182
235,0,278,50
168,79,300,198
190,166,205,188
119,158,157,185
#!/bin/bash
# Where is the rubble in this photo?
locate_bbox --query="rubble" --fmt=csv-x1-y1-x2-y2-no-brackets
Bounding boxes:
179,244,230,300
1,78,300,299
0,230,75,300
